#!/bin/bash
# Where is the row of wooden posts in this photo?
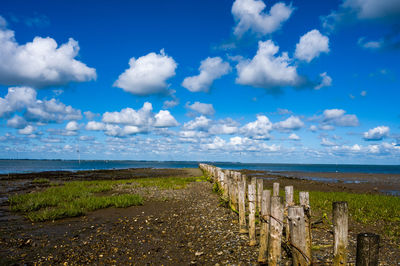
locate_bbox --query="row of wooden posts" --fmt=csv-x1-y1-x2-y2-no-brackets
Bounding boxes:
199,163,380,266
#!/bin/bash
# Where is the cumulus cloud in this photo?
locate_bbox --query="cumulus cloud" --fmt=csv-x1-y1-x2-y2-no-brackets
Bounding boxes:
203,136,280,152
236,40,302,89
7,115,27,129
363,126,390,140
102,102,154,126
231,0,293,37
0,20,96,88
295,30,330,62
321,109,359,127
86,121,105,131
163,98,179,109
186,102,215,116
314,72,332,90
274,116,304,131
321,137,336,146
241,115,272,139
65,121,79,131
182,57,230,92
209,119,239,135
113,49,177,96
288,133,300,140
154,110,179,127
18,125,35,135
0,86,82,124
183,116,211,131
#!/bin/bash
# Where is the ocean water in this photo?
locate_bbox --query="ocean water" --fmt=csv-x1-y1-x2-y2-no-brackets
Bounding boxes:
0,159,399,175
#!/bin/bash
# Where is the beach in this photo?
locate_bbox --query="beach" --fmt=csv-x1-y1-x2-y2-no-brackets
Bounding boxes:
0,167,399,264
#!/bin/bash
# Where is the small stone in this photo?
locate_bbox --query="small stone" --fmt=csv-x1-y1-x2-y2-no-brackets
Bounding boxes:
195,251,204,256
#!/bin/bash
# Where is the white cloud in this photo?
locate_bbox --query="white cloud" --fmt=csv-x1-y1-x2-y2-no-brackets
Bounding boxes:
7,115,27,129
18,125,35,135
236,40,302,89
322,0,400,30
65,121,79,131
295,30,330,62
321,109,359,127
182,57,230,92
361,90,367,96
274,115,304,131
84,111,99,120
113,49,177,96
163,98,179,109
321,137,336,146
342,0,400,20
314,72,332,90
0,86,82,124
209,118,239,135
186,102,215,116
309,125,318,132
231,0,293,37
288,133,300,140
102,102,153,126
363,126,390,141
0,22,96,88
154,110,179,127
183,116,211,131
358,37,383,49
203,136,280,152
86,121,105,131
241,115,272,139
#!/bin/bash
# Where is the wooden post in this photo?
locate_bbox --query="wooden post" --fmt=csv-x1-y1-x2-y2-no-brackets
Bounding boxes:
285,186,294,240
273,182,280,196
238,174,247,233
333,201,348,265
258,189,271,264
356,233,380,266
248,181,256,246
257,179,263,213
233,172,240,211
288,206,311,265
268,196,283,265
300,191,312,260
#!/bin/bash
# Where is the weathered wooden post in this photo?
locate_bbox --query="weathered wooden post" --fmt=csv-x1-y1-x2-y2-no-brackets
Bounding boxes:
268,196,283,265
258,189,271,264
299,191,312,260
256,179,263,213
356,233,380,266
238,174,247,233
285,186,294,240
273,182,280,196
288,206,311,265
232,171,240,211
248,179,257,246
333,201,348,265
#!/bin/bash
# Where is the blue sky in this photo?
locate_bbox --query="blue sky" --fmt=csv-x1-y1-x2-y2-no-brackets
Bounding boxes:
0,0,399,164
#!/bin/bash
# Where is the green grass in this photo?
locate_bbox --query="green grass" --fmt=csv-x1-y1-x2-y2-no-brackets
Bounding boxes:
10,176,206,222
273,188,400,239
32,178,50,184
307,190,400,238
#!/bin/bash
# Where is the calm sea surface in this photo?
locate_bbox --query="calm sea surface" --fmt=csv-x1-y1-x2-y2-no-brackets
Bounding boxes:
0,160,399,175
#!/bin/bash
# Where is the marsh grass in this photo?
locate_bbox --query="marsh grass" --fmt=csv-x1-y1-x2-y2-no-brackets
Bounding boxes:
32,178,50,184
275,189,400,239
10,176,206,222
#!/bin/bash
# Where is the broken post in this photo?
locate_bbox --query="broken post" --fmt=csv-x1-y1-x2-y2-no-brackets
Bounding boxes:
248,180,256,246
356,233,380,266
273,182,280,196
333,201,348,266
299,191,312,260
258,189,271,264
257,178,263,213
238,174,247,234
288,206,311,265
268,196,283,265
285,186,294,240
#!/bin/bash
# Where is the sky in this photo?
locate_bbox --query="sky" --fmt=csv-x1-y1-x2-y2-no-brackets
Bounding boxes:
0,0,399,164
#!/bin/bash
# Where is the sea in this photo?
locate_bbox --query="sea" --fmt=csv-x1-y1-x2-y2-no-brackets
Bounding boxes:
0,159,399,175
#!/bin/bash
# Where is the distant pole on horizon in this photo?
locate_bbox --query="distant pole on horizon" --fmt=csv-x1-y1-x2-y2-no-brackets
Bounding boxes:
77,138,80,165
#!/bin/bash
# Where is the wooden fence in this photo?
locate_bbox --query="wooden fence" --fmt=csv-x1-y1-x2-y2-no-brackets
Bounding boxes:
199,163,380,266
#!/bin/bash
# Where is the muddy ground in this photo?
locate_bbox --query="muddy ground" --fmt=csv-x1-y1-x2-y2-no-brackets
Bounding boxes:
0,167,399,265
